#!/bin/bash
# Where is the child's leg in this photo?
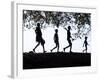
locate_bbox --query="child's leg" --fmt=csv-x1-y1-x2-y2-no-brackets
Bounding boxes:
63,45,69,52
86,45,87,53
57,43,59,52
42,44,46,53
33,42,40,52
69,40,72,52
41,42,46,53
51,43,57,52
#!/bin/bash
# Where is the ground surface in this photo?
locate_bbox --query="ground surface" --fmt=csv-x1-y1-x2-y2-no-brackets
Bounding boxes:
23,51,91,69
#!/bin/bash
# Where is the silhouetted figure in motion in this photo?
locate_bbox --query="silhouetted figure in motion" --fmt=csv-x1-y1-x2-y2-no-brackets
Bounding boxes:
83,36,88,53
33,23,46,53
63,26,73,53
51,29,59,52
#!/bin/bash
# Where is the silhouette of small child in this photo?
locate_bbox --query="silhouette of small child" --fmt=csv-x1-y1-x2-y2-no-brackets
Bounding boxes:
83,36,88,53
51,29,59,52
33,23,46,53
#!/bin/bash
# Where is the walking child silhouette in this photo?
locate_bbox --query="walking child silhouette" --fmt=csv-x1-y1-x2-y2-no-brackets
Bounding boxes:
51,29,59,52
83,36,88,53
33,23,46,53
63,26,73,53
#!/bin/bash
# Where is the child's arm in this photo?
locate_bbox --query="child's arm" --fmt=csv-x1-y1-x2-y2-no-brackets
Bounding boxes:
70,33,74,41
87,42,89,46
64,27,67,31
71,37,75,41
83,42,85,47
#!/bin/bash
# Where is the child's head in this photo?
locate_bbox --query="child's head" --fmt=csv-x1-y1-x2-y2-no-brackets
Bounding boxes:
55,29,58,33
68,26,71,30
85,36,87,40
37,23,40,27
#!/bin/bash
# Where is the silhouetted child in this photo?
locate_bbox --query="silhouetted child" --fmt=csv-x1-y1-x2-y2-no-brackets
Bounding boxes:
33,23,46,53
83,36,88,53
51,29,59,52
63,26,73,53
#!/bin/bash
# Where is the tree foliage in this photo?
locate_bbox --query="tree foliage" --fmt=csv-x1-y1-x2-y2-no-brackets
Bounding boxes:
23,10,91,39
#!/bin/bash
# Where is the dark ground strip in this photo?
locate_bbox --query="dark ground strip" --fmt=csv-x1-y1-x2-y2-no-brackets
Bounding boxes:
23,52,91,69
